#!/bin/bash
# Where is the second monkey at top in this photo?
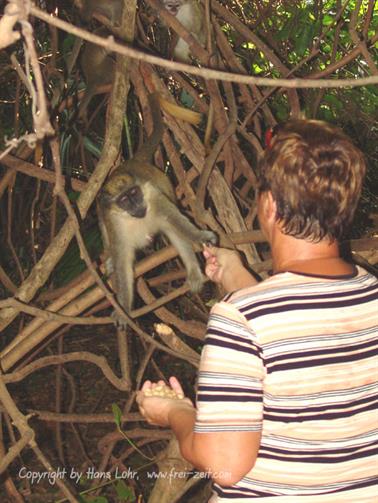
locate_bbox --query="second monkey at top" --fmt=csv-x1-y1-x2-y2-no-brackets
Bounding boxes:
163,0,206,62
77,0,205,63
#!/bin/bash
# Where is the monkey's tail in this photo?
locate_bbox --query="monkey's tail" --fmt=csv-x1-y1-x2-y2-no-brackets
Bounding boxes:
133,93,164,163
159,96,202,125
133,93,202,164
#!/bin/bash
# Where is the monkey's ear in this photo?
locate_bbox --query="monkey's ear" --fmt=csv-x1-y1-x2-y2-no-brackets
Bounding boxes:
98,190,113,209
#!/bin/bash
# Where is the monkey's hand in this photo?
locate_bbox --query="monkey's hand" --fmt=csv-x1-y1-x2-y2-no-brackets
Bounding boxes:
185,230,217,292
197,229,217,246
112,311,126,329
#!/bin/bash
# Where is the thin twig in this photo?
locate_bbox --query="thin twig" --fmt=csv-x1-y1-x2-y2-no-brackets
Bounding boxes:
2,352,131,390
29,5,378,88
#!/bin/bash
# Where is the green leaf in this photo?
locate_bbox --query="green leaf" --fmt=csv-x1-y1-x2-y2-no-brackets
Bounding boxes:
112,403,123,428
323,94,343,111
62,34,77,59
67,190,80,202
83,136,103,158
179,89,195,109
60,133,73,174
276,17,293,41
115,480,136,501
322,108,334,121
322,14,334,26
52,225,103,286
295,24,314,56
77,496,109,503
275,103,288,121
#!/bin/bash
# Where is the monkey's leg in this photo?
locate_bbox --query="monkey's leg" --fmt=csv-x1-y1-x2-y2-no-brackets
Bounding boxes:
98,207,115,277
112,250,133,383
113,249,135,316
77,86,96,120
98,206,110,252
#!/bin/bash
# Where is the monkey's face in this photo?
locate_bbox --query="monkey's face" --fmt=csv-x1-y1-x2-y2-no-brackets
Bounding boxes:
164,0,182,15
116,185,147,218
100,171,147,218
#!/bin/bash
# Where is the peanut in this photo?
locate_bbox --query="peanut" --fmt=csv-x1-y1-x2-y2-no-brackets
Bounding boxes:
143,383,184,399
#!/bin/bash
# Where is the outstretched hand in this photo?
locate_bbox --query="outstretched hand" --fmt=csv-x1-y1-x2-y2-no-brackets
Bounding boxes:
203,245,257,292
136,377,194,427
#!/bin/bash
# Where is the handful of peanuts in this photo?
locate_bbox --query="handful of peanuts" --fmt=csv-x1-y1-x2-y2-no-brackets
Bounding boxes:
143,383,185,400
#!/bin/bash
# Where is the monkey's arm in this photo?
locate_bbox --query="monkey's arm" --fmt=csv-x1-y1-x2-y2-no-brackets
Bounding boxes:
159,196,216,245
164,225,205,293
158,196,216,292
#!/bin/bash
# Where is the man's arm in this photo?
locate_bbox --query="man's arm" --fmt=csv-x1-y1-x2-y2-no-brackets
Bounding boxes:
137,378,261,486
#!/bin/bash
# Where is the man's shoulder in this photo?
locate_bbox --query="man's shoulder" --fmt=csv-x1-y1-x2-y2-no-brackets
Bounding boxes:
223,273,296,304
221,266,377,311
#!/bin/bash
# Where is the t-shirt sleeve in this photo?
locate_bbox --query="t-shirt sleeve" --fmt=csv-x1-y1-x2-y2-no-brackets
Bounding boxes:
194,300,264,433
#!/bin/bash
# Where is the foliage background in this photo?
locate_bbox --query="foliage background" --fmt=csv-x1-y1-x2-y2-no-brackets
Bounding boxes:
0,0,377,501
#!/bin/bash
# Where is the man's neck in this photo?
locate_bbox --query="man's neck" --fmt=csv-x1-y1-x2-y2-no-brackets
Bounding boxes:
271,230,353,276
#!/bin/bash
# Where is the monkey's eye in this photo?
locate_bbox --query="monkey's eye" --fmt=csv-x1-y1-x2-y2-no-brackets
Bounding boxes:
129,186,138,197
118,194,128,205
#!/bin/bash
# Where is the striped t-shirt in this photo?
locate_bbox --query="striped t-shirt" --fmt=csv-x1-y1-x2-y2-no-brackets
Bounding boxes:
195,266,378,502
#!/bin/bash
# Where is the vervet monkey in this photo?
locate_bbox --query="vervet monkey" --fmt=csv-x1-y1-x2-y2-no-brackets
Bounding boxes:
163,0,205,62
78,27,115,119
98,93,217,313
76,0,123,25
78,28,204,121
68,1,121,118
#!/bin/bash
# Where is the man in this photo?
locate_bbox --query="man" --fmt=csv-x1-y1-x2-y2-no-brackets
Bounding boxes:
137,120,378,501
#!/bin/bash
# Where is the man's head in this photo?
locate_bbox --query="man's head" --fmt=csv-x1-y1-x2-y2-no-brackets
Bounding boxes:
258,120,366,242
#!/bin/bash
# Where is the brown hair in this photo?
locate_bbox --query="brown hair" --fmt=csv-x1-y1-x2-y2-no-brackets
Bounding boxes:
258,120,366,241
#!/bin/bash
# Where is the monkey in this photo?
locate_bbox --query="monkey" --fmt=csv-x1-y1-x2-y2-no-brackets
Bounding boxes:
77,28,204,121
72,0,122,121
78,48,203,121
98,93,217,314
163,0,206,63
77,27,115,120
75,0,123,25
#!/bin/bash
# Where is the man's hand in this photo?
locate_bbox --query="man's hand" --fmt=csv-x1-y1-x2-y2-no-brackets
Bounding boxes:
136,377,194,427
203,245,257,292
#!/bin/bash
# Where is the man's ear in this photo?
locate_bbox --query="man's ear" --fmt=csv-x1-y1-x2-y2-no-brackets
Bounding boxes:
260,191,277,224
